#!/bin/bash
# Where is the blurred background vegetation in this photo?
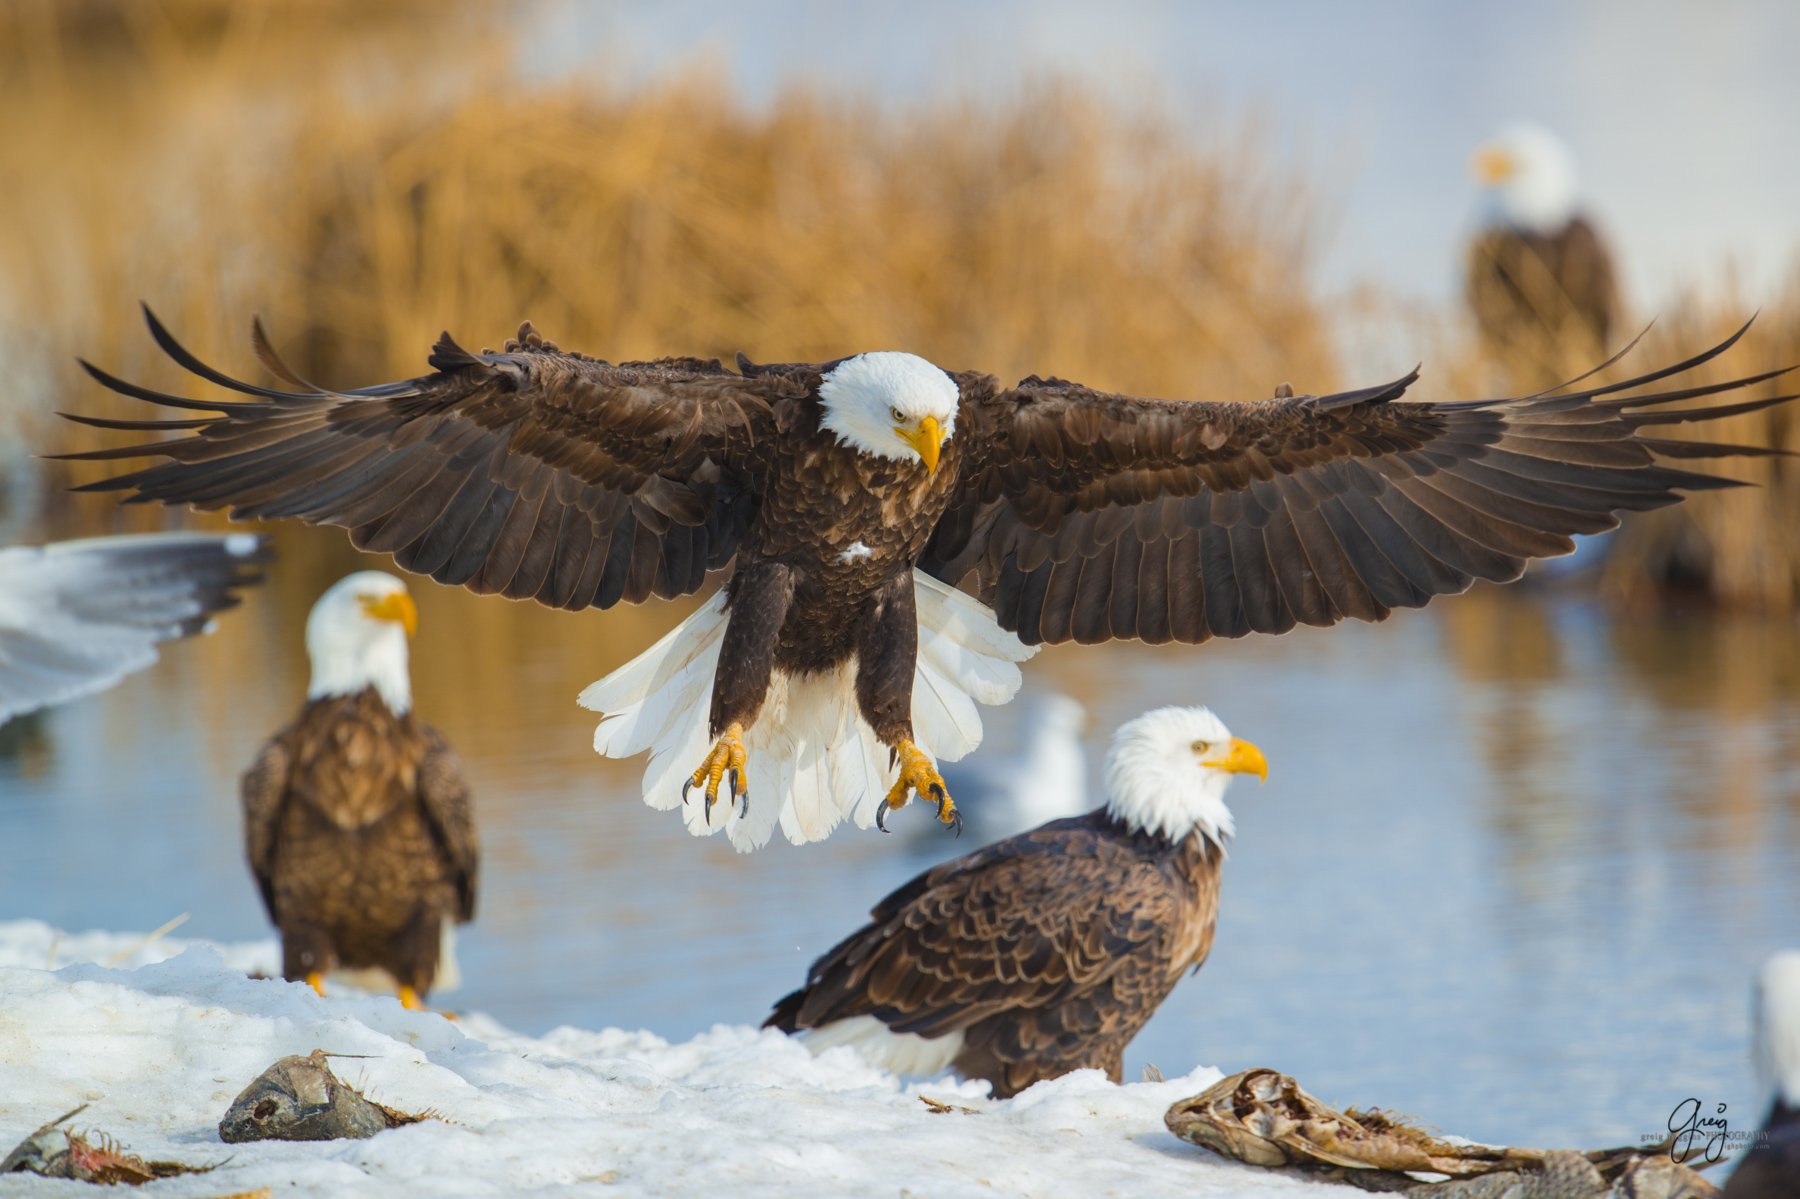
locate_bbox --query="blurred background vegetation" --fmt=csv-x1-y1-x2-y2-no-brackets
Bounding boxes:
1,0,1794,618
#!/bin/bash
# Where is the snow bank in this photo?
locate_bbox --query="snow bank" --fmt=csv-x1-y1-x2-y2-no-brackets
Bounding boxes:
0,920,1348,1197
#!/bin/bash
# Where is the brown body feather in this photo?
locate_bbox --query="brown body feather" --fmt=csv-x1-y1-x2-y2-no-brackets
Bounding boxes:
242,687,477,994
766,810,1221,1098
1466,216,1619,367
67,311,1791,745
1725,1100,1800,1198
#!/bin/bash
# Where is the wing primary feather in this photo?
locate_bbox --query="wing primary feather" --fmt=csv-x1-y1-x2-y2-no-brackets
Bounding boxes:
140,304,314,400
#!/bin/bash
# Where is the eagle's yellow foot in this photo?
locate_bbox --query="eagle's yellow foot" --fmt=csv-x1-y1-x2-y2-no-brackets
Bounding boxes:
682,721,748,824
305,971,327,998
395,985,456,1019
876,739,961,836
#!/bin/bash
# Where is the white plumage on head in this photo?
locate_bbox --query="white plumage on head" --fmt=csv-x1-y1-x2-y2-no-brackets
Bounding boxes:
817,352,959,466
1103,705,1264,846
1475,122,1581,236
1755,950,1800,1107
305,570,415,715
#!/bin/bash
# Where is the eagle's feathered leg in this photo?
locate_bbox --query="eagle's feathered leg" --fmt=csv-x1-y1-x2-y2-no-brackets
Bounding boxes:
858,572,960,835
689,562,796,821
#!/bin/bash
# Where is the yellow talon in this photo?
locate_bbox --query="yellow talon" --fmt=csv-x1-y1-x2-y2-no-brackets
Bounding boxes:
878,739,960,835
398,985,424,1011
305,971,327,998
683,721,749,823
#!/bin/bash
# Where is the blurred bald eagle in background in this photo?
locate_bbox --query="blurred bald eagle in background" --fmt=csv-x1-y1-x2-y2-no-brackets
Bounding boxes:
65,307,1789,852
1467,123,1620,375
242,571,477,1010
0,531,268,725
768,706,1264,1098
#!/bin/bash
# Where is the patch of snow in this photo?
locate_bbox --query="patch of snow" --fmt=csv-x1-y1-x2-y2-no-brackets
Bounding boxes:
0,920,1351,1197
837,541,873,563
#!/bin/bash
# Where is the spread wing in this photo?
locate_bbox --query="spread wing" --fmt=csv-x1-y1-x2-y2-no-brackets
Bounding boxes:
418,729,479,923
62,307,797,610
923,327,1794,645
767,818,1197,1053
240,736,292,921
0,531,270,724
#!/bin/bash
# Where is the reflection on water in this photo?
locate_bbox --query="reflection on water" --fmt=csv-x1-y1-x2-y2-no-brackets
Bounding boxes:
2,524,1797,1150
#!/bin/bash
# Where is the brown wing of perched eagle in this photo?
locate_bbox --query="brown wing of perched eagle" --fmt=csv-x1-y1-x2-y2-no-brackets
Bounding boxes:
767,706,1265,1098
1466,217,1619,361
64,306,1792,852
242,571,477,1008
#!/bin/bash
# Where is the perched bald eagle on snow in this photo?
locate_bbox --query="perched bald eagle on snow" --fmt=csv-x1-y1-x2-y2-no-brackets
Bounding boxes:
0,531,268,725
767,706,1264,1098
65,307,1788,850
1467,123,1620,371
241,571,478,1009
1728,952,1800,1197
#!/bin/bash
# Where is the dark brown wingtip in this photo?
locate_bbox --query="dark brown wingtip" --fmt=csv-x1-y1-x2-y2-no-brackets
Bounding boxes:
249,313,332,394
428,330,483,372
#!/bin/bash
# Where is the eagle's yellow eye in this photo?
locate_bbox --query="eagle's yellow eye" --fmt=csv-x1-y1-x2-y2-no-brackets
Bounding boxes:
1191,740,1211,755
891,407,906,424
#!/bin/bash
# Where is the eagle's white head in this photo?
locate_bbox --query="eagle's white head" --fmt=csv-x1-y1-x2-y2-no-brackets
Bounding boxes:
817,352,959,473
1103,706,1266,847
305,570,417,715
1754,950,1800,1108
1473,123,1580,236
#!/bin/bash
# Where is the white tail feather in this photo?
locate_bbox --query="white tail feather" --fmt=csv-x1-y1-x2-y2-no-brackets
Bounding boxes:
579,572,1036,851
798,1017,966,1078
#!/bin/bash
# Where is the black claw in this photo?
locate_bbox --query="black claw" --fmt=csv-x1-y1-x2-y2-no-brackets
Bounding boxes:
681,778,695,806
947,808,964,838
729,767,741,799
876,802,891,833
737,788,750,819
929,782,946,802
703,790,716,827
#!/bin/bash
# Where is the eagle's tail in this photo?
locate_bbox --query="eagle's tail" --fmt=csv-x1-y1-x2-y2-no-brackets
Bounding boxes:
579,572,1035,851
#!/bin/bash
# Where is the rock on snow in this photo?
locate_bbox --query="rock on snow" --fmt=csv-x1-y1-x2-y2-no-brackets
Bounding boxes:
0,920,1348,1197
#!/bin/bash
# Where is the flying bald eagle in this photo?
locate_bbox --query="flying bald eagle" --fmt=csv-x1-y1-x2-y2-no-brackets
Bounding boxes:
1729,952,1800,1197
1467,124,1620,370
0,531,268,725
65,307,1789,850
766,706,1264,1098
242,571,478,1009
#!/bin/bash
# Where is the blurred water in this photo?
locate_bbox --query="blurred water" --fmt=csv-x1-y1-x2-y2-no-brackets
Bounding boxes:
1,526,1796,1152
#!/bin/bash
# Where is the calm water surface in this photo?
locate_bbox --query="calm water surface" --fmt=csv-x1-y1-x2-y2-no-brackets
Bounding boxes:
3,528,1797,1152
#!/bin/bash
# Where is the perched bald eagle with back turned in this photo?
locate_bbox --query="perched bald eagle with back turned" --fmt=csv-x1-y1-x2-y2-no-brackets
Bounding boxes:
0,531,268,725
66,307,1790,850
767,706,1264,1098
1467,123,1620,373
242,571,478,1009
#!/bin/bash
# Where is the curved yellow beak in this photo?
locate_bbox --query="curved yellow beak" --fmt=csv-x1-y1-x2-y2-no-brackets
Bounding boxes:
896,414,945,474
360,591,418,637
1213,737,1268,782
1472,145,1515,186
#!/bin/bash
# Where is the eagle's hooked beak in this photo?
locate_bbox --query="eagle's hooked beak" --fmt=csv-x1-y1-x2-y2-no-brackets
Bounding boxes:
1213,737,1268,783
896,414,945,474
1472,145,1515,186
360,591,418,637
